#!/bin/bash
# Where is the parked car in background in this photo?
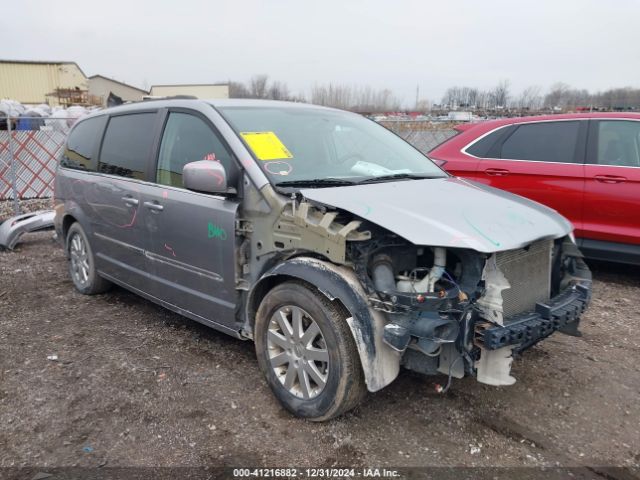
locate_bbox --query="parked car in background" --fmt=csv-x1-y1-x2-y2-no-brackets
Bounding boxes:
54,100,591,420
429,113,640,265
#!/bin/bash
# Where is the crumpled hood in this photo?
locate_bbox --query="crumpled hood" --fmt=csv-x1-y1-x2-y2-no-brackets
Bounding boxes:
301,177,572,253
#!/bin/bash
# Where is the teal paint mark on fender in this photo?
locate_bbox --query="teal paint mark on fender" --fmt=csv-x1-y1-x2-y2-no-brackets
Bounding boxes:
208,222,227,240
462,212,501,247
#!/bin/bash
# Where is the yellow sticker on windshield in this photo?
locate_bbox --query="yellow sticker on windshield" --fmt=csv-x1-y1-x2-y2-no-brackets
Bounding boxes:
240,132,293,161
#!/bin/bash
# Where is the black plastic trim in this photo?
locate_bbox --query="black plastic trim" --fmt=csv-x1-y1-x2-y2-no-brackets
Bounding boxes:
580,238,640,266
475,282,591,351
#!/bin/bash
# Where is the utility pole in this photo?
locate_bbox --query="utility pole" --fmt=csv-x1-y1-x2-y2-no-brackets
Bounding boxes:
415,84,419,110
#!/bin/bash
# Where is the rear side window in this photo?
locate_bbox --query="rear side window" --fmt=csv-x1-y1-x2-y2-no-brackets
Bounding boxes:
500,121,580,163
61,116,106,171
596,120,640,167
466,127,507,157
98,113,156,179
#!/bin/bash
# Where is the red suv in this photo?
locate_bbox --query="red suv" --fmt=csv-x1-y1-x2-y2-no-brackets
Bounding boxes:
429,113,640,265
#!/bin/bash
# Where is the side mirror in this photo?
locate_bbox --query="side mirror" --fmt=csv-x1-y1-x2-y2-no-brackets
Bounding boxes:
183,160,228,194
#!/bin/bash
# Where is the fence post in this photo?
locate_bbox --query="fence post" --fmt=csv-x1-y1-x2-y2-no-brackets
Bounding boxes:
7,117,20,215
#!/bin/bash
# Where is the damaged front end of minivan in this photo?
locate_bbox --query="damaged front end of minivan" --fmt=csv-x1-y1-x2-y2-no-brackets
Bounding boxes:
244,177,592,393
350,231,591,388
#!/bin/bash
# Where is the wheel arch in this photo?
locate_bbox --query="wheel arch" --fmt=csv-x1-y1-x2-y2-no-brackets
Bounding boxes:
60,200,94,245
61,213,77,240
246,256,401,392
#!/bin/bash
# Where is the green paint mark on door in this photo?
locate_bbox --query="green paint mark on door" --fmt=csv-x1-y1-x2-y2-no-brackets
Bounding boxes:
208,222,227,240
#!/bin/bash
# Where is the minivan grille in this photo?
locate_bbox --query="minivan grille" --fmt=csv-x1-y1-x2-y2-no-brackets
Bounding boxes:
496,239,553,318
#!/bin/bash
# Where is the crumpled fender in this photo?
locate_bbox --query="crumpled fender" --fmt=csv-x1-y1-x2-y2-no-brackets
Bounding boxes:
248,256,401,392
0,210,55,250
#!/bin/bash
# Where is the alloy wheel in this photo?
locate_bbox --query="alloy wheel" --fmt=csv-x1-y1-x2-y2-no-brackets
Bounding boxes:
266,305,330,399
69,232,90,287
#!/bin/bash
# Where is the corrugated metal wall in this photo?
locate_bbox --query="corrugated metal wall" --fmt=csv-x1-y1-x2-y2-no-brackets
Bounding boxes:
0,62,88,105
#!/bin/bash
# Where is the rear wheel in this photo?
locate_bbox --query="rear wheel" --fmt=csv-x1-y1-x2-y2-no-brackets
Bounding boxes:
255,281,366,421
66,222,111,295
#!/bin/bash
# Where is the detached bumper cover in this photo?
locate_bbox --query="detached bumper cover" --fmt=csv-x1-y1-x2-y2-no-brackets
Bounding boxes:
0,210,55,250
475,283,592,352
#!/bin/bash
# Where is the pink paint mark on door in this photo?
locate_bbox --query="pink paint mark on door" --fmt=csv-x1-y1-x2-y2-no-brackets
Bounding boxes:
117,208,137,228
164,243,177,257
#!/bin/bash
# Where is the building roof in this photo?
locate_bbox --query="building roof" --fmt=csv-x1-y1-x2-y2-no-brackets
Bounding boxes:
89,74,149,94
0,59,87,78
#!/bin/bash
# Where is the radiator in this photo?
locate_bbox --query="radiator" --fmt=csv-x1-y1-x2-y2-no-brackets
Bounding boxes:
495,239,553,318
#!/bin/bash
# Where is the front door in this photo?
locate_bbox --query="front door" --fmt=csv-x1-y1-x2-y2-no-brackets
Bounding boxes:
144,110,241,328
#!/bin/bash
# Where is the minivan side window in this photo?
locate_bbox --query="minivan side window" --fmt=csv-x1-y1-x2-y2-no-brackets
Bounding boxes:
98,113,157,180
596,120,640,167
156,112,235,188
500,121,580,163
61,116,107,171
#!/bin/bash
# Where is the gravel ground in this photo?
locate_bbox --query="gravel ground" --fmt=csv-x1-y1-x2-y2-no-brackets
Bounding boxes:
0,230,639,476
0,198,52,220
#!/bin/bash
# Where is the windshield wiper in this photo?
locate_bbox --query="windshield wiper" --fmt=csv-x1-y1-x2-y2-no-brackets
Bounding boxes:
275,178,358,188
356,173,445,184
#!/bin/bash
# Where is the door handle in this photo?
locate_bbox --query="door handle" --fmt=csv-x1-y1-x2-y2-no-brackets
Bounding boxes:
484,168,510,176
143,201,164,212
594,174,626,184
121,196,139,207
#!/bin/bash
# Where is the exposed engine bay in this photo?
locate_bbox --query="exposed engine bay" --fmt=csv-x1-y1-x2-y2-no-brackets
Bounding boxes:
346,226,592,387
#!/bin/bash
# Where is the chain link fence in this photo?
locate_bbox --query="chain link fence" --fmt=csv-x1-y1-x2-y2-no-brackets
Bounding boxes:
382,120,458,152
395,127,457,153
0,117,71,215
0,116,457,216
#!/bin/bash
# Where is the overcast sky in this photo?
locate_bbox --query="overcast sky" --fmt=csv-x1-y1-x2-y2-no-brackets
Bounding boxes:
2,0,639,106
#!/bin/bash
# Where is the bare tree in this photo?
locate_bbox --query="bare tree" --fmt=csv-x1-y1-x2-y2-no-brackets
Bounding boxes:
310,83,401,111
250,75,269,99
442,86,482,109
544,82,571,108
515,85,543,110
492,80,510,109
231,77,640,113
229,81,251,98
268,81,290,100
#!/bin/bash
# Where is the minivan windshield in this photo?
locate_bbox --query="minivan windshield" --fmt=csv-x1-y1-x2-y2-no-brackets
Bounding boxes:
217,105,447,187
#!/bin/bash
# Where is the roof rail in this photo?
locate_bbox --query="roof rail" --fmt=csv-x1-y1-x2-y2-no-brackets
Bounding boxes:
141,95,198,101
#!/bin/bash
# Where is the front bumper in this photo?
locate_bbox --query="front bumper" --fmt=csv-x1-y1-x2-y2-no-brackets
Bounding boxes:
474,282,592,352
0,210,55,250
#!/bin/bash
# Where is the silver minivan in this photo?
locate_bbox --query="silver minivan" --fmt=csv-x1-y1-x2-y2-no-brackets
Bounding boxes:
54,99,592,420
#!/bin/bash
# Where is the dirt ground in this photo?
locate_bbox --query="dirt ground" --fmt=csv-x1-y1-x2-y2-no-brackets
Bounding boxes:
0,229,639,475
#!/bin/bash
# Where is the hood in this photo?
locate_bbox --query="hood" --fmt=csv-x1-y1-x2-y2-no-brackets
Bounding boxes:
300,177,572,253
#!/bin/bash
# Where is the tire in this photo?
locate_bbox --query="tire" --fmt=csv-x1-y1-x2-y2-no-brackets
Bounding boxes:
66,222,111,295
255,281,366,421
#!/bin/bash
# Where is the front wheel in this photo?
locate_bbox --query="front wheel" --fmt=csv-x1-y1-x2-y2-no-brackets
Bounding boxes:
66,222,111,295
254,281,366,421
